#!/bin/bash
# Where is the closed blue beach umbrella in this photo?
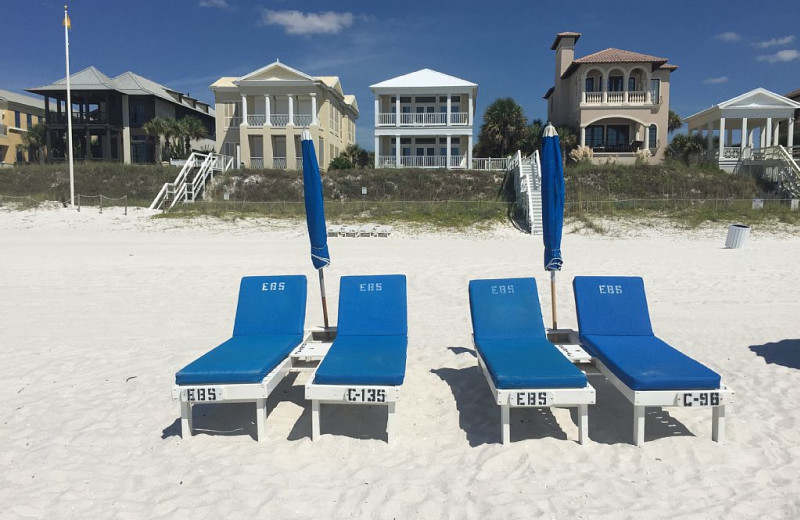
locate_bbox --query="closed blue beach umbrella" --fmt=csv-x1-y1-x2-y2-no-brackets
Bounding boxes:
540,123,565,329
302,130,331,328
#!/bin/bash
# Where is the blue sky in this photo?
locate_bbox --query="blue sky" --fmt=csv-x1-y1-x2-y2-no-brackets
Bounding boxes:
6,0,800,149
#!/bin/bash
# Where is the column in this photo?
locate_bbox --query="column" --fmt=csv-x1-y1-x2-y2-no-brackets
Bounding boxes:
446,135,451,169
719,117,726,152
468,133,473,169
467,92,473,127
374,95,379,127
310,93,317,126
707,122,714,152
447,94,452,127
287,95,294,126
85,127,91,160
644,125,650,150
623,73,629,103
789,118,795,148
241,95,248,126
121,94,130,164
395,134,400,167
264,95,271,126
105,128,111,160
580,126,586,147
741,118,748,152
395,94,400,126
264,134,273,168
773,119,780,146
374,135,379,168
765,117,772,147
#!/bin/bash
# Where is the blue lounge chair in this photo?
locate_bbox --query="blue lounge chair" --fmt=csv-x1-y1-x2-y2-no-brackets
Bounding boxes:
468,278,596,445
305,274,407,443
172,275,307,442
573,276,732,446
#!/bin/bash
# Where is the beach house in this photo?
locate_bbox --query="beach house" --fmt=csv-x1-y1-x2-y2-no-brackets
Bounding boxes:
0,89,45,165
788,88,800,147
210,61,358,171
27,67,215,164
370,69,478,169
544,32,677,163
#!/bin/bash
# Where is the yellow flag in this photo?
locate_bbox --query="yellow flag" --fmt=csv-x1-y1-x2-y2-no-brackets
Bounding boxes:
63,12,71,29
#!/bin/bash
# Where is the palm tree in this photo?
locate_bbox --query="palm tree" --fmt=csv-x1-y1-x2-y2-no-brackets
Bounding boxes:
668,110,682,134
178,116,208,158
475,98,528,158
340,143,371,168
163,118,182,159
142,117,167,163
21,122,48,163
520,118,545,156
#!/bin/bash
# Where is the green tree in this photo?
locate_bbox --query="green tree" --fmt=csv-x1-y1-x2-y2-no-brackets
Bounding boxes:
178,116,208,158
328,156,352,170
21,122,48,163
668,110,682,134
474,98,528,158
555,125,578,160
163,118,182,159
340,143,372,168
519,118,545,156
142,117,168,163
666,133,707,164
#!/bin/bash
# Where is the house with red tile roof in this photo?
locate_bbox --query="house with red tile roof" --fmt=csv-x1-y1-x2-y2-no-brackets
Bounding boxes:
545,32,678,163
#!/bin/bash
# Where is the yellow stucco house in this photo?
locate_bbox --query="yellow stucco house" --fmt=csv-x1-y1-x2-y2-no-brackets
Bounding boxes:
0,89,45,165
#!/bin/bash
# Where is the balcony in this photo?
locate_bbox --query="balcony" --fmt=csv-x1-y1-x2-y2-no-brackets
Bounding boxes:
48,111,109,125
581,91,660,107
376,112,470,127
244,114,315,128
375,155,508,170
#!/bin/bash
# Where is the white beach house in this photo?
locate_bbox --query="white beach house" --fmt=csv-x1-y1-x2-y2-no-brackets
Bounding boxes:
370,69,478,169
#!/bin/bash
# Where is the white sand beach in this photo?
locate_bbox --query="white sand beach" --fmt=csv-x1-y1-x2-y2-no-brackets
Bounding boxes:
2,205,799,519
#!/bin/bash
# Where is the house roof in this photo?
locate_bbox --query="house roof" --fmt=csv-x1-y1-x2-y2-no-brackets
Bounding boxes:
0,89,45,110
561,48,672,78
370,68,477,90
786,87,800,100
551,32,582,50
543,86,554,100
27,66,213,117
684,87,800,123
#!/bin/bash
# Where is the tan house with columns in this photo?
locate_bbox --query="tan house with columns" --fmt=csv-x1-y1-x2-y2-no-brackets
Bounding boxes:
545,32,677,163
210,61,358,171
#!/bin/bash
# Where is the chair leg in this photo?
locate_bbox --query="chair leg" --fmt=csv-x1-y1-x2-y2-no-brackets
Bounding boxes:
180,401,192,439
712,405,726,443
386,402,396,444
501,405,510,445
311,400,320,441
633,405,645,447
255,399,266,442
578,404,589,445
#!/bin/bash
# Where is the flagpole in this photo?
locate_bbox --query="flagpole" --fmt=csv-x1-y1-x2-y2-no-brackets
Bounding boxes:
64,5,75,208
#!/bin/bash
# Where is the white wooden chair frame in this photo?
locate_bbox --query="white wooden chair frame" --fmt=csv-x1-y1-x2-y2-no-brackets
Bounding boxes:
591,357,733,446
474,341,596,445
172,330,335,442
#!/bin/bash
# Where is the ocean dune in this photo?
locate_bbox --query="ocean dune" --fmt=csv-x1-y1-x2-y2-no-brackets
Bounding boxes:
2,205,799,519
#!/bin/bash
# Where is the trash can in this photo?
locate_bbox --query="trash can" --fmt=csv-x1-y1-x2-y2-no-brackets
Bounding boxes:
725,224,750,249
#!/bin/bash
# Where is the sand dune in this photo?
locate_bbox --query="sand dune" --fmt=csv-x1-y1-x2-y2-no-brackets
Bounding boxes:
1,205,799,519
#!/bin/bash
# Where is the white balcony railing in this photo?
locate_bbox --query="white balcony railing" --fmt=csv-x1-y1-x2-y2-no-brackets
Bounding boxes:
472,157,509,170
450,112,468,125
378,113,396,126
250,157,264,169
273,157,287,169
247,115,266,126
295,157,303,170
583,90,654,105
722,147,742,160
271,114,289,126
607,92,624,104
294,115,312,127
585,92,603,104
627,91,646,103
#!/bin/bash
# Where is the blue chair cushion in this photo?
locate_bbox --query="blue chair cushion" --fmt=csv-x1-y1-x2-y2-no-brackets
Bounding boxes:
573,276,654,336
175,334,303,385
468,278,548,341
313,335,407,385
232,275,307,337
336,275,407,336
581,334,721,391
476,337,588,389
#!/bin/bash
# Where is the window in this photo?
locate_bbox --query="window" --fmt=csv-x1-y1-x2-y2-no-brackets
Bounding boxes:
222,141,238,158
585,77,594,93
585,126,604,148
608,76,623,92
650,79,661,103
319,138,325,165
606,125,630,146
130,102,147,126
17,148,25,162
649,124,657,149
628,77,636,92
415,96,436,103
15,111,21,127
27,113,33,128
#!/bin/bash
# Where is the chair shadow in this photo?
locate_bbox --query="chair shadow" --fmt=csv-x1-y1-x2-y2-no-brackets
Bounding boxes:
431,366,570,447
578,375,694,445
448,346,476,357
750,340,800,369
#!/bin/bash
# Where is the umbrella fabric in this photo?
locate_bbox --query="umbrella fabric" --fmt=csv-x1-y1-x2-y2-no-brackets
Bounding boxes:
540,125,564,271
302,133,330,269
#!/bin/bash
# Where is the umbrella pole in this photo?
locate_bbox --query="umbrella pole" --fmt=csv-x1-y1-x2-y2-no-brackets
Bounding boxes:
318,268,330,330
550,270,558,330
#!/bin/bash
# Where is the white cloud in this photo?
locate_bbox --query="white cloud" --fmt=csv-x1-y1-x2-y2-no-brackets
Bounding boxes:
260,10,355,35
752,35,795,48
199,0,230,8
757,49,800,63
703,76,728,85
715,31,740,43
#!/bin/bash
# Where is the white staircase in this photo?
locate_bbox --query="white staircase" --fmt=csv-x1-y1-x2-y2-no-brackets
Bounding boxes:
149,152,234,211
511,150,543,234
773,145,800,198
